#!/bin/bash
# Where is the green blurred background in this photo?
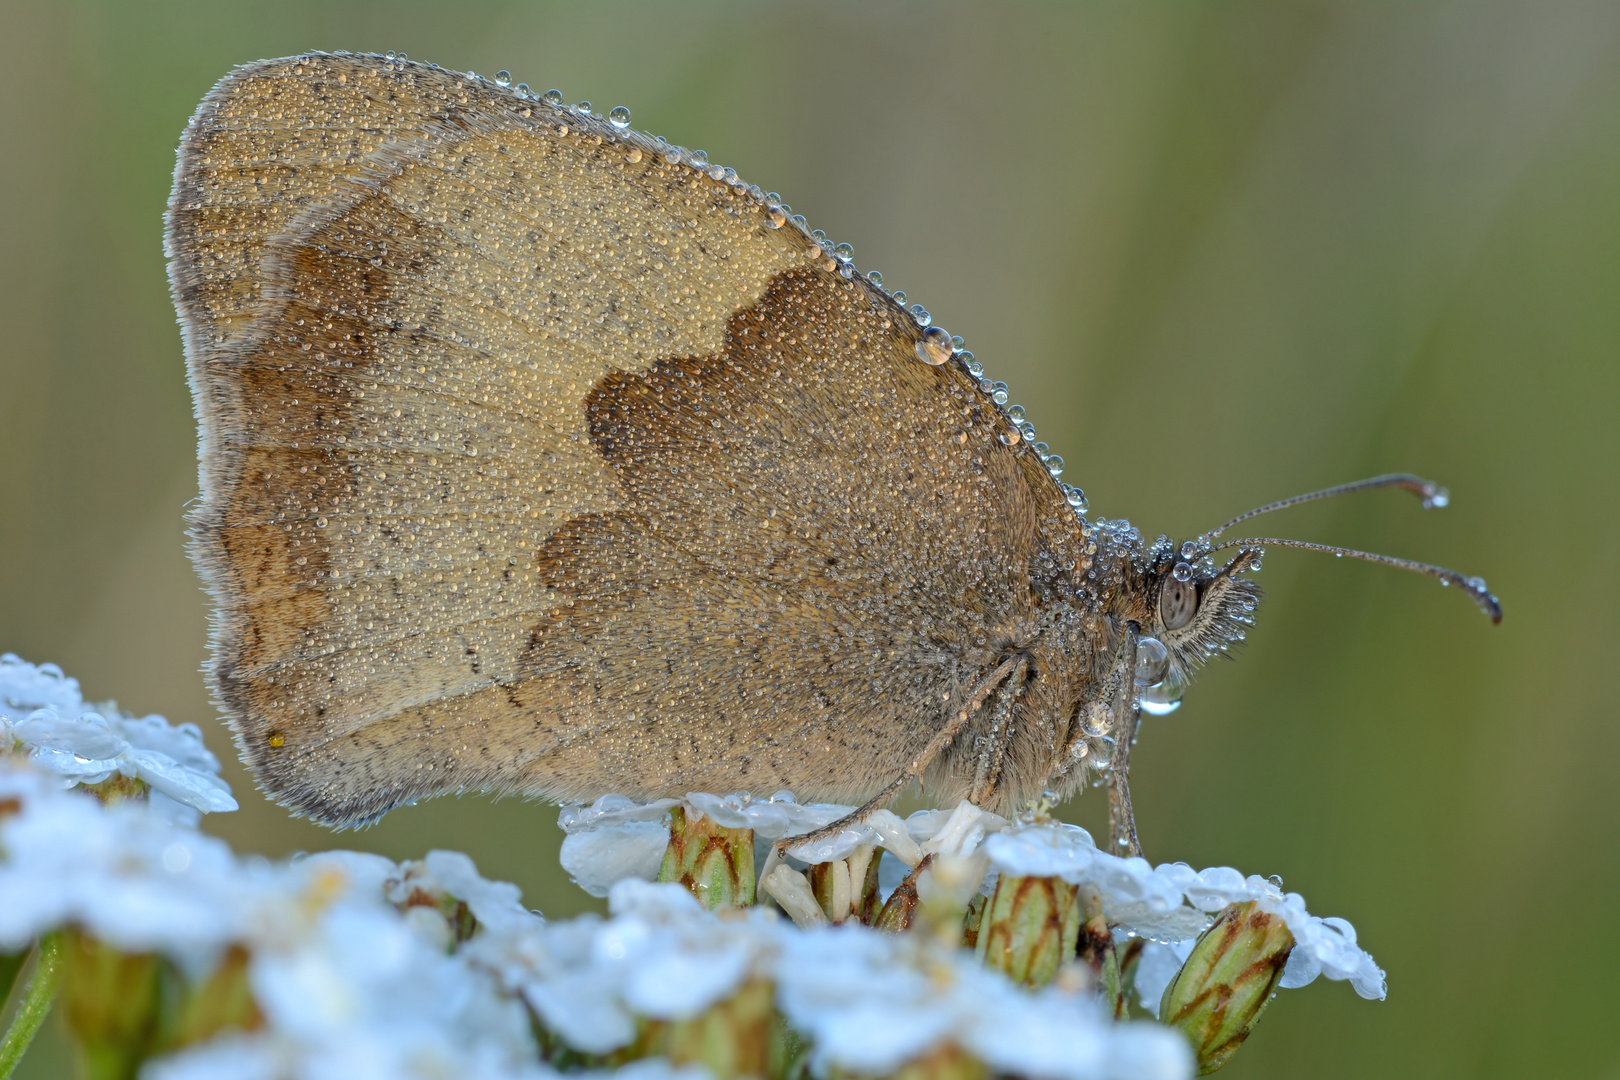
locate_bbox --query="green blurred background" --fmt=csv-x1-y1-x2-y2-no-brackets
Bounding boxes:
2,1,1616,1076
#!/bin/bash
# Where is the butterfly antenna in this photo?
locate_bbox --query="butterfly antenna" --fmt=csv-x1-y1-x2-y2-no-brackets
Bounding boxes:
1205,537,1501,623
1206,473,1449,538
1196,474,1501,623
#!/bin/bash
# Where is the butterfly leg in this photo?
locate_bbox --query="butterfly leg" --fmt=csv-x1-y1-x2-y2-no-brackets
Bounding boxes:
968,654,1030,805
773,653,1026,857
1105,626,1144,859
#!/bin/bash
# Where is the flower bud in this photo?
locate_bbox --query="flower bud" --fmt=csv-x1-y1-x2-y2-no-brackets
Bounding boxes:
976,874,1081,988
638,978,776,1080
1076,896,1124,1018
657,806,756,909
1159,900,1295,1073
60,929,163,1079
59,930,263,1078
873,855,930,931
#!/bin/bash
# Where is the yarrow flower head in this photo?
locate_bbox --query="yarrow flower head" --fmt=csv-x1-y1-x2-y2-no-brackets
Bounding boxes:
0,653,236,820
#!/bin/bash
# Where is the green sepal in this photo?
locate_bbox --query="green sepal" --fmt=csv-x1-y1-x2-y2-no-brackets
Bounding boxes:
1160,900,1295,1074
657,806,756,909
976,875,1080,988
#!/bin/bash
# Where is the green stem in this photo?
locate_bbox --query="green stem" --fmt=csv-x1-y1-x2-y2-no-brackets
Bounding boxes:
0,932,66,1079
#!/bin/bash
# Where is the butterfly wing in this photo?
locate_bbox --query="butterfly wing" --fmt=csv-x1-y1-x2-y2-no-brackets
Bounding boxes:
169,54,1083,825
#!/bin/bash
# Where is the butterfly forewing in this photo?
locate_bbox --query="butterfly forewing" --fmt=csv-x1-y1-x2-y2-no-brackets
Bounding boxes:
169,54,1087,825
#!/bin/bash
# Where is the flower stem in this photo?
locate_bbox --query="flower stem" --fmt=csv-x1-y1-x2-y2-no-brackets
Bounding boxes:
0,932,65,1080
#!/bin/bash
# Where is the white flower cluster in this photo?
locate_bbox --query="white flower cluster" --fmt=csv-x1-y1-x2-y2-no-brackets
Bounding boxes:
562,795,1386,1010
0,759,1192,1080
981,824,1387,1008
0,654,235,821
0,759,551,1078
472,878,1192,1080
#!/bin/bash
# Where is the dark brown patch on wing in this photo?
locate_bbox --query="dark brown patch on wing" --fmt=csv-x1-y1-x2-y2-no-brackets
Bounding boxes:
495,267,1066,805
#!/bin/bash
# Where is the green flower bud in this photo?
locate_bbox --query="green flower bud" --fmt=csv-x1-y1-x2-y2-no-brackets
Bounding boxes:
657,805,756,909
872,855,930,932
1160,900,1295,1074
975,874,1081,988
61,929,163,1080
641,978,776,1080
828,1042,989,1080
59,930,264,1080
1074,890,1125,1019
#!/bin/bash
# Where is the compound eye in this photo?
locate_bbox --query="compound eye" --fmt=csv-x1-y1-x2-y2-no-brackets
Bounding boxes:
1159,575,1198,631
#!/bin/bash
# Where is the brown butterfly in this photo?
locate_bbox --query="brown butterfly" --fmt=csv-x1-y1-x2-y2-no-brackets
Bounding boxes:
168,53,1499,852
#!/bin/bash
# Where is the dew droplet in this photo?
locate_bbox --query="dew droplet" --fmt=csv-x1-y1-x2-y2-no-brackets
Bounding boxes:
385,50,397,60
542,88,563,105
625,146,643,163
999,430,1021,446
1134,637,1170,686
1007,404,1027,422
664,144,683,164
1046,455,1064,476
1067,488,1089,513
515,83,530,97
1423,485,1450,509
951,335,965,349
1172,561,1192,582
909,304,931,327
495,71,512,87
991,382,1009,405
609,105,632,128
576,100,592,112
690,149,708,166
766,206,787,228
834,242,853,258
915,325,953,365
867,270,883,286
966,359,984,378
891,291,906,304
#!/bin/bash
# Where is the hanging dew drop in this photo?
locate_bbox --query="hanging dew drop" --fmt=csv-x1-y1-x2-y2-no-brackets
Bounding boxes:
915,325,953,365
1133,637,1170,686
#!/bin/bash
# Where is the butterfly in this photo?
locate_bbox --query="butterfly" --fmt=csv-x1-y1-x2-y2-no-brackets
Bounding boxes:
167,53,1499,850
